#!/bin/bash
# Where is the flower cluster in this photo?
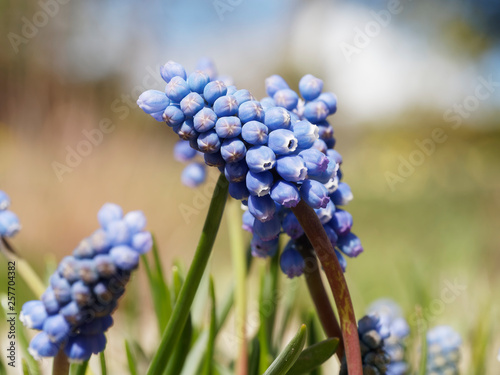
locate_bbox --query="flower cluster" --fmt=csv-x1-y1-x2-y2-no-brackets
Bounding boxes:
137,59,362,277
367,299,410,375
20,203,152,363
426,325,462,374
0,190,21,237
340,314,391,374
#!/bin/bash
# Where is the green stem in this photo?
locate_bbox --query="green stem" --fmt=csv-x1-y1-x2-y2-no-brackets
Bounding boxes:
291,201,362,375
227,199,248,375
146,174,229,375
295,237,344,358
52,350,69,375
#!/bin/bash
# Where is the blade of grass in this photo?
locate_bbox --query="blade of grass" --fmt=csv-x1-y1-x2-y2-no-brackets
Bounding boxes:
21,358,30,375
179,331,208,375
70,360,89,375
248,337,260,375
286,338,339,375
263,324,307,375
146,174,228,375
265,253,279,355
165,314,193,375
99,352,107,375
125,340,138,375
416,306,427,375
471,304,492,374
202,277,217,375
171,265,184,303
258,265,271,374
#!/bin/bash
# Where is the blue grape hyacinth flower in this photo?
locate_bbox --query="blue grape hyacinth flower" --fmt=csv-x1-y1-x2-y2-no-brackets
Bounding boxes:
137,59,363,276
0,190,21,238
20,203,152,363
426,325,462,374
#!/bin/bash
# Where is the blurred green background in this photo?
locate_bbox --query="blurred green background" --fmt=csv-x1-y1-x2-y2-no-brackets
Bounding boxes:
1,0,499,373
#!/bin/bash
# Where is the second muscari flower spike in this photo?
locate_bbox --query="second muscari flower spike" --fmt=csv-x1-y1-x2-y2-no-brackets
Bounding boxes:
137,59,363,277
20,203,153,363
0,190,21,238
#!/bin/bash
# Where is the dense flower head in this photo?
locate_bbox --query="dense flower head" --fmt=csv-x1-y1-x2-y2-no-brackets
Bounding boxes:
137,59,362,277
0,190,21,237
426,325,462,374
368,299,410,375
20,203,152,363
340,314,391,375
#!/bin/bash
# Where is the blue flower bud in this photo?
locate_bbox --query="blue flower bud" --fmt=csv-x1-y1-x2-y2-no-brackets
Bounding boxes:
329,209,352,236
41,287,59,314
224,160,248,183
335,249,347,272
160,61,187,83
97,203,123,230
196,57,217,80
282,212,304,239
303,100,329,123
204,151,225,167
220,139,247,163
165,76,190,103
299,148,329,176
197,130,221,153
163,105,185,127
331,182,353,206
251,236,279,258
50,275,72,304
318,92,338,115
242,210,255,233
253,215,281,241
0,191,10,210
181,163,206,188
60,301,83,325
73,238,94,259
180,92,205,117
20,301,48,330
228,181,250,200
203,80,227,105
337,232,363,257
174,140,196,162
215,116,242,139
0,210,21,237
217,75,233,86
246,171,274,197
292,120,319,149
273,89,299,111
187,71,210,93
174,119,198,141
312,139,328,154
79,259,99,284
58,256,81,283
106,220,131,246
43,314,70,344
93,282,113,304
131,231,153,255
264,107,291,131
323,224,338,247
327,149,343,164
241,121,268,145
29,332,60,359
238,100,265,123
270,180,301,208
193,107,217,132
137,90,170,114
246,146,276,173
248,195,276,222
89,229,111,255
110,245,140,271
79,316,113,335
151,111,165,122
268,129,298,155
260,97,276,111
94,254,117,278
299,74,323,101
265,75,289,97
317,120,334,141
64,335,92,363
280,243,305,278
71,281,93,306
315,200,336,224
426,326,461,372
189,137,200,152
300,179,330,209
122,211,146,235
213,95,239,117
276,155,307,182
233,89,254,105
227,85,237,95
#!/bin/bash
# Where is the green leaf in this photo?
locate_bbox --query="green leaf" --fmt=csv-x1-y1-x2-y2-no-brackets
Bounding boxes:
171,265,184,304
263,324,307,375
417,308,427,375
286,338,339,375
179,331,208,375
100,352,107,375
266,253,279,354
471,306,492,375
276,278,299,350
70,360,89,375
258,265,272,373
165,314,193,375
248,337,260,375
21,358,30,375
146,174,228,375
125,340,138,375
202,277,217,375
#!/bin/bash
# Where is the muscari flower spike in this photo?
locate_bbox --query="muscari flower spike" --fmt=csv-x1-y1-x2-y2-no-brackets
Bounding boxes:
367,299,410,375
137,59,362,277
426,325,462,375
20,203,152,363
0,190,21,238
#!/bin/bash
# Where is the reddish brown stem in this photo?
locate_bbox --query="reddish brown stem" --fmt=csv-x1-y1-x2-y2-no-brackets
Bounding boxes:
292,200,362,375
